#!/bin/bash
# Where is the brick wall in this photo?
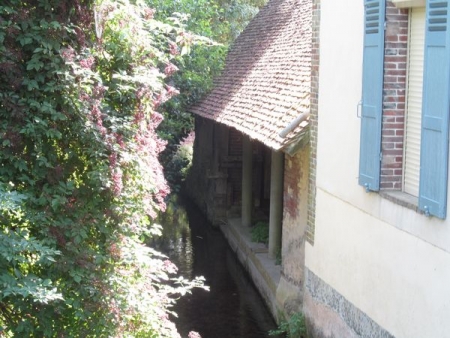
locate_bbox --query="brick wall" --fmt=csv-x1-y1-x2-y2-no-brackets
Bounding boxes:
284,152,303,218
381,2,408,190
306,0,320,245
380,1,408,190
282,147,309,287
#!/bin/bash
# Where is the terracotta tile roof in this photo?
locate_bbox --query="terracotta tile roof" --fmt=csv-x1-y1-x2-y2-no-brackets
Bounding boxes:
190,0,311,152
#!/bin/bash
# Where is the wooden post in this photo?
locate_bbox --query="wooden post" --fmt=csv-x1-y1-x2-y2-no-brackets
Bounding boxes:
242,135,252,227
269,150,284,259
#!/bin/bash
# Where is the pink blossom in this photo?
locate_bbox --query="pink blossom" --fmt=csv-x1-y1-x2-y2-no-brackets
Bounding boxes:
165,85,180,98
151,111,164,127
188,332,202,338
144,8,155,20
93,84,106,98
79,56,95,69
168,41,179,55
136,86,149,100
163,260,178,274
115,133,125,149
98,125,107,137
109,153,117,169
89,103,107,136
164,63,178,76
90,104,101,121
147,206,157,220
111,168,123,196
134,111,145,124
153,92,164,109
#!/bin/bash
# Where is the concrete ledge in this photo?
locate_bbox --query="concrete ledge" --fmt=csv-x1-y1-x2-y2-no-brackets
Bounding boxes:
220,218,282,321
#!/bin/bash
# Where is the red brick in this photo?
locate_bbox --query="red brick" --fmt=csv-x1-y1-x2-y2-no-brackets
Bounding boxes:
381,4,408,190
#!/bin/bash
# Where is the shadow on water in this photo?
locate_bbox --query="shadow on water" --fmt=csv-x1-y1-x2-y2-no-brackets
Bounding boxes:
151,194,279,338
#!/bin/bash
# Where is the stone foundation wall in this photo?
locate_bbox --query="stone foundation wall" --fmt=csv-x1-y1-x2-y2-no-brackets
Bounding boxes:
304,269,394,338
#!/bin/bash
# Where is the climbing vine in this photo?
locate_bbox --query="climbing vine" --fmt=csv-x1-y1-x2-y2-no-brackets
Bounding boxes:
0,0,208,336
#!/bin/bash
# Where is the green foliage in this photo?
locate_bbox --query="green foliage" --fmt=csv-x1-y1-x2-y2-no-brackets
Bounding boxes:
157,42,226,188
269,312,308,338
145,0,266,189
0,184,63,306
251,221,269,245
0,0,207,336
148,0,266,44
164,134,195,193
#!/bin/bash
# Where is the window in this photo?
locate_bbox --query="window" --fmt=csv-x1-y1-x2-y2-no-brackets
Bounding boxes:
359,0,450,219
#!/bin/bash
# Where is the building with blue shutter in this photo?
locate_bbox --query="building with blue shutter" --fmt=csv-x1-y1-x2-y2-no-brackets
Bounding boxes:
187,0,450,335
304,0,450,337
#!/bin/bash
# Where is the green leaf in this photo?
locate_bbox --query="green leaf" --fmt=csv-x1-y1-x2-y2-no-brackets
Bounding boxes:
26,80,39,91
18,36,33,46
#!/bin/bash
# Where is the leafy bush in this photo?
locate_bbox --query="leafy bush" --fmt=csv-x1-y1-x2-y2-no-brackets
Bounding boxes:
164,133,195,192
251,221,269,244
269,311,308,338
0,0,208,336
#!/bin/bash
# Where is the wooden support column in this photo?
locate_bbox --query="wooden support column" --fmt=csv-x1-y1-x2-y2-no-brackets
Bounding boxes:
269,150,284,259
242,135,252,227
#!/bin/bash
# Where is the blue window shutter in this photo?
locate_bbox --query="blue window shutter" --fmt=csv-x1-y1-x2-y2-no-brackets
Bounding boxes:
359,0,386,192
419,0,450,219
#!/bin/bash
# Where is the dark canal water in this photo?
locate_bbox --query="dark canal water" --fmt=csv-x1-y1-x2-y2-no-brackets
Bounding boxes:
152,195,279,338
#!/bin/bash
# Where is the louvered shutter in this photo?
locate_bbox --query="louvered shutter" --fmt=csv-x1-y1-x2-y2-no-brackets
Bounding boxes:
359,0,386,191
404,7,425,196
419,0,450,218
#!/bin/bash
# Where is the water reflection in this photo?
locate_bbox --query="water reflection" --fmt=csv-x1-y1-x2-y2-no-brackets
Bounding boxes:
152,195,278,338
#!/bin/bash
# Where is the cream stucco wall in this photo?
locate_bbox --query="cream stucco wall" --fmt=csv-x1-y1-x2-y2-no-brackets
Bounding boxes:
305,1,450,337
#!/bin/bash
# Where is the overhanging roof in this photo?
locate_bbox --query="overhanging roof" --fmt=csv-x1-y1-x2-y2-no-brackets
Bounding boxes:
190,0,312,153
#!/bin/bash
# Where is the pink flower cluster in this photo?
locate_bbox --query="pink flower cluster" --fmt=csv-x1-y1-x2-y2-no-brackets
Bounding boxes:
151,111,164,127
164,63,178,77
89,103,107,136
115,133,125,149
111,168,123,197
133,122,170,217
163,260,178,274
80,56,95,69
93,84,106,98
168,41,179,56
144,8,155,20
154,85,180,109
165,85,179,98
108,152,124,197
